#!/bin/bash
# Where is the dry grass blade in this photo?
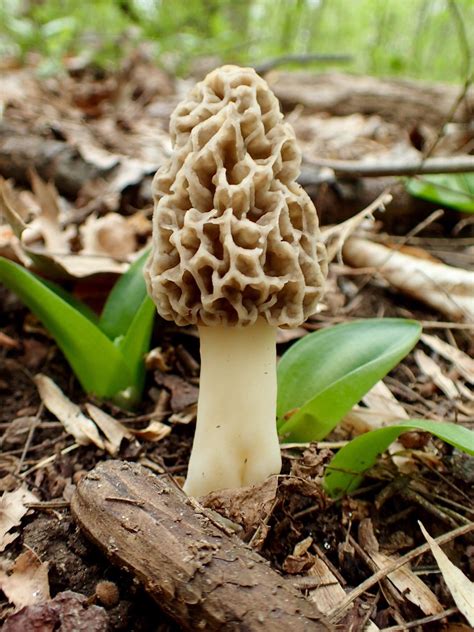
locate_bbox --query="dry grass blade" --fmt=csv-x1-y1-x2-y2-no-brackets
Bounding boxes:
419,521,474,626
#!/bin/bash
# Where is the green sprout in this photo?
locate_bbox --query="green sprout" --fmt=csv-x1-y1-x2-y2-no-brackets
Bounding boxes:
0,250,155,407
277,318,474,496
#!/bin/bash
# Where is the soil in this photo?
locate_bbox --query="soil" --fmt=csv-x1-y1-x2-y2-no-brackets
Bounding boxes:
1,56,473,631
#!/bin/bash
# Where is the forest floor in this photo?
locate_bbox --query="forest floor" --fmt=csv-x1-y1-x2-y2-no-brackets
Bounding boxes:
0,54,473,631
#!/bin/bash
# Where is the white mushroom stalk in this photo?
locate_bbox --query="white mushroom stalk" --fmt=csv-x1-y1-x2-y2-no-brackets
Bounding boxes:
184,319,281,496
145,65,327,497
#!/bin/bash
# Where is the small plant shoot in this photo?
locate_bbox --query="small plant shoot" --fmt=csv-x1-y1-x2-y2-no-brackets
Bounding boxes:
0,251,154,406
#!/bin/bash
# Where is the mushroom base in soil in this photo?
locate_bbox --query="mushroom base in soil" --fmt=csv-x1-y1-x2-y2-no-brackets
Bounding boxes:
183,318,281,497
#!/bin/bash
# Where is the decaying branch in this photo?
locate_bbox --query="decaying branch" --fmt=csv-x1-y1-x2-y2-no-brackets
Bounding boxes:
304,154,474,177
269,72,474,126
71,461,332,632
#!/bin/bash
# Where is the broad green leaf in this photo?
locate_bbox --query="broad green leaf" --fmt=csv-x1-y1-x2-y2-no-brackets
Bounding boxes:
42,278,99,324
324,419,474,498
277,319,421,442
116,295,155,405
0,257,132,398
406,173,474,213
99,248,150,339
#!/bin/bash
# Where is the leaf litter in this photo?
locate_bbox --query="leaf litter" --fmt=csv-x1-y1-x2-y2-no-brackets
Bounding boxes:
0,56,473,631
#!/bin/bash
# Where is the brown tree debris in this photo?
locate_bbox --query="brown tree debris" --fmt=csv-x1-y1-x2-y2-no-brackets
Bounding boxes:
269,72,474,127
71,460,332,631
1,590,108,632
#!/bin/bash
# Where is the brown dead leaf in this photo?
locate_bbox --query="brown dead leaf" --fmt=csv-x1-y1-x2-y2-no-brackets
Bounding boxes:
203,476,278,542
84,403,132,456
79,213,137,259
131,420,171,442
359,518,443,615
0,486,38,552
421,334,474,385
0,179,127,278
28,170,75,253
154,371,199,413
34,375,104,449
415,350,460,399
343,236,474,321
0,550,50,610
419,521,474,626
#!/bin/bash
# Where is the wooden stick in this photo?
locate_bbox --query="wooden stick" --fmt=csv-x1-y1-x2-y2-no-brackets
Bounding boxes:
71,461,332,632
303,154,474,178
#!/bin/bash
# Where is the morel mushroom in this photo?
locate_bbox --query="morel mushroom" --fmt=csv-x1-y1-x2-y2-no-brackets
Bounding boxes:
145,65,327,497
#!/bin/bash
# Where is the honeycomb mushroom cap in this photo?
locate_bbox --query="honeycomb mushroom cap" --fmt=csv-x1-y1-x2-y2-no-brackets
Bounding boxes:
146,65,327,328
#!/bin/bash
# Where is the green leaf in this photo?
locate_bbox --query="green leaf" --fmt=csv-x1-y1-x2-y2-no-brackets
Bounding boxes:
406,173,474,213
324,419,474,498
0,257,132,398
277,319,421,442
99,248,150,339
115,295,155,405
41,279,99,324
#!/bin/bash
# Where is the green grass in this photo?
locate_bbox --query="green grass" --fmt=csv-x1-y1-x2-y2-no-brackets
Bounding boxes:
1,0,472,81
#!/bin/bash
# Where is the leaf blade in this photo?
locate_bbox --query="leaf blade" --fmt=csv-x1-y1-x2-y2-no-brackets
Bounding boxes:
324,419,474,498
99,248,150,339
277,319,421,441
406,173,474,213
0,257,132,398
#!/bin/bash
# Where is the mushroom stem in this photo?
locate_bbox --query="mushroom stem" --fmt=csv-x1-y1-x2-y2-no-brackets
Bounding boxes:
183,318,282,497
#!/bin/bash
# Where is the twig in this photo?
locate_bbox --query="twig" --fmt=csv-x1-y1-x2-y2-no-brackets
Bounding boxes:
328,521,474,622
15,403,44,474
380,606,458,631
304,154,474,178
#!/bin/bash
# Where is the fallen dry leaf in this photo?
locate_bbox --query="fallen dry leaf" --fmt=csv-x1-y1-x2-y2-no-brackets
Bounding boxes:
131,420,171,442
34,375,104,449
203,476,278,543
415,349,459,399
28,170,75,254
419,521,474,626
359,518,443,615
343,236,474,321
0,486,38,552
0,550,50,610
84,403,132,456
0,180,127,278
79,213,137,259
421,334,474,385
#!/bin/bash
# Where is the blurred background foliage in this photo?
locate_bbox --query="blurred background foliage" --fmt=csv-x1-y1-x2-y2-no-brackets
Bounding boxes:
0,0,473,80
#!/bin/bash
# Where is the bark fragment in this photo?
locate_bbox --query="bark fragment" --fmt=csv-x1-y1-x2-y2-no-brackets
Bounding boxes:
71,460,332,632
